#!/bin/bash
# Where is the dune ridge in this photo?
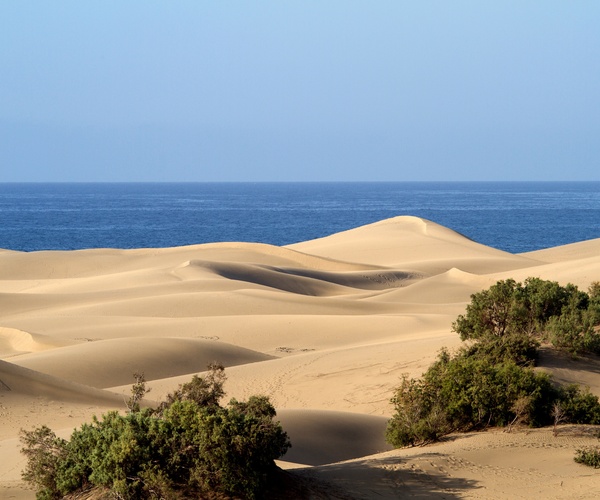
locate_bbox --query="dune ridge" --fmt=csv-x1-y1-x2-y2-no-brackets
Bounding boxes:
2,215,600,498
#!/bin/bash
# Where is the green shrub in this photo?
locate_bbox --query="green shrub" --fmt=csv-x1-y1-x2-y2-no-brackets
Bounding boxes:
574,446,600,468
386,348,558,447
453,278,600,357
452,278,526,340
461,331,539,366
21,365,290,500
388,278,600,448
547,307,600,356
385,374,448,447
558,385,600,425
19,426,68,500
155,361,226,415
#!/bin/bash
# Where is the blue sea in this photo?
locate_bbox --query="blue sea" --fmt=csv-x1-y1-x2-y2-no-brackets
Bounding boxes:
1,182,599,254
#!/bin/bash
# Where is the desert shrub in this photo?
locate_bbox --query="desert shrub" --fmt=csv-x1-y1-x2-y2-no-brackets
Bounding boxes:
452,279,527,340
385,374,448,447
155,361,226,415
386,348,558,447
388,277,600,448
21,365,290,500
432,355,556,429
547,305,600,356
557,385,600,425
19,426,69,500
454,278,600,358
589,281,600,317
574,446,600,468
461,331,539,366
125,371,150,413
522,278,579,328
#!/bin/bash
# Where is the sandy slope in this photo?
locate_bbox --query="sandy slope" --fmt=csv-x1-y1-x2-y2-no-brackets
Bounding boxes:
1,215,600,498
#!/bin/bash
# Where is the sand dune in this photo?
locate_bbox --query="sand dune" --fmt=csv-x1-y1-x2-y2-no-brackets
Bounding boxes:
10,337,273,388
2,215,600,498
521,237,600,263
0,359,123,406
289,216,542,274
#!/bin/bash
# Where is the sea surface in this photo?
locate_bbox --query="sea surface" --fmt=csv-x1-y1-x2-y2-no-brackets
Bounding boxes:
1,182,599,254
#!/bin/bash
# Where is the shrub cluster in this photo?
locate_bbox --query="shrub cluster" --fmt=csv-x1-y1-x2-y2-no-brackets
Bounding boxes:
387,278,600,448
574,446,600,468
453,278,600,357
20,364,290,500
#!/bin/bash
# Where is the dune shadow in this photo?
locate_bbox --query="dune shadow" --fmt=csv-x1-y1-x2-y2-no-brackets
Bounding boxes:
278,454,481,499
538,347,600,377
199,260,422,296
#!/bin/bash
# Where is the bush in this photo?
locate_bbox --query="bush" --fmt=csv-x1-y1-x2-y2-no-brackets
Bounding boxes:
385,374,448,447
386,348,558,446
19,426,68,500
388,278,600,448
461,331,539,367
453,278,600,357
21,365,291,499
558,385,600,425
574,446,600,468
547,307,600,356
155,362,226,414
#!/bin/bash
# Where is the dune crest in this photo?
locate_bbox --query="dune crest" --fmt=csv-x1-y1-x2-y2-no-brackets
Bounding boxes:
289,215,541,274
9,337,273,389
0,327,69,357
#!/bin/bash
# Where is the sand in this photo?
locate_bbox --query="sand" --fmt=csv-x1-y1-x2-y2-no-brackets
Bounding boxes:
1,215,599,498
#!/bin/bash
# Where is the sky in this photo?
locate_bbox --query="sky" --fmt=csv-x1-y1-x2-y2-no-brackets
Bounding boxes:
1,1,599,182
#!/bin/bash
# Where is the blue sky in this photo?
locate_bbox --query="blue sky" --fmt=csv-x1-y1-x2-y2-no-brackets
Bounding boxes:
1,2,599,182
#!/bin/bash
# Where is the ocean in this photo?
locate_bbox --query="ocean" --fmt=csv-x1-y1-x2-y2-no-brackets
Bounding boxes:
1,182,599,254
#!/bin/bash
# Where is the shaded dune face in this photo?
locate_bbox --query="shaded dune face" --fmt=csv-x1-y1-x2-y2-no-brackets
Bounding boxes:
0,359,124,406
276,409,393,466
192,260,424,296
2,215,600,496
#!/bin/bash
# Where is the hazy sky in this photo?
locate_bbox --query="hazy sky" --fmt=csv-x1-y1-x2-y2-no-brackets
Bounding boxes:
2,2,599,182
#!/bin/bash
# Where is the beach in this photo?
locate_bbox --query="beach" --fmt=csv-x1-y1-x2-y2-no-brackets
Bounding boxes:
1,215,600,498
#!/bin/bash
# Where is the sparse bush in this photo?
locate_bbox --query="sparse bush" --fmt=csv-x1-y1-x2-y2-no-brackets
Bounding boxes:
574,446,600,468
155,362,225,415
21,365,290,500
507,395,533,432
126,371,150,413
19,426,68,500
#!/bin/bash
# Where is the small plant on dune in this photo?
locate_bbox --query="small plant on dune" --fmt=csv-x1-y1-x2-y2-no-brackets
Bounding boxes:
125,371,150,413
506,395,532,433
574,446,600,468
20,364,291,500
551,402,565,437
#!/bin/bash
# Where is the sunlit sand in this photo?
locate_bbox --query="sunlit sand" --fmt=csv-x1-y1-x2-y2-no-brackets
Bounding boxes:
2,216,600,498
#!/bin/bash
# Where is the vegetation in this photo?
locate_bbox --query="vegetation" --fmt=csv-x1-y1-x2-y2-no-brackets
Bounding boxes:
387,278,600,448
453,278,600,357
574,446,600,468
20,364,290,500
